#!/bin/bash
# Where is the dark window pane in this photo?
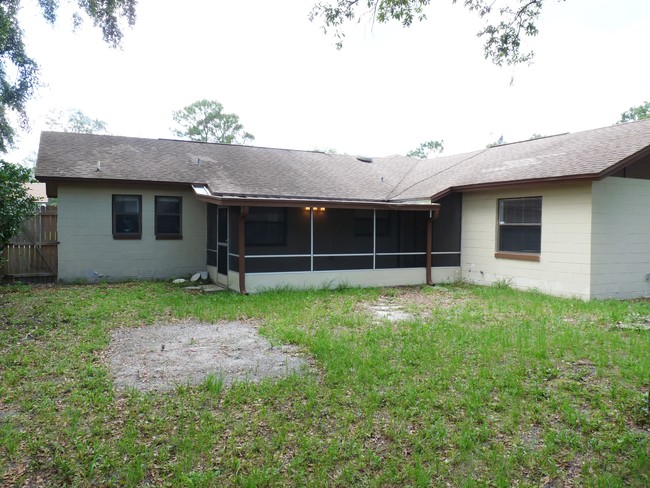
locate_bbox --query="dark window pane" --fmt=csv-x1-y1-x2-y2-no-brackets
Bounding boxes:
499,226,541,253
313,255,373,271
157,215,180,234
115,198,139,214
115,214,140,234
207,250,217,266
157,197,180,214
499,197,541,224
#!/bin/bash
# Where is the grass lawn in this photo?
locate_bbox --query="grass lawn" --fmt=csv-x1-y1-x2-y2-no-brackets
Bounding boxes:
1,282,648,487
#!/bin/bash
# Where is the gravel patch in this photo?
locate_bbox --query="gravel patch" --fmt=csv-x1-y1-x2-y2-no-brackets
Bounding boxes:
107,321,307,392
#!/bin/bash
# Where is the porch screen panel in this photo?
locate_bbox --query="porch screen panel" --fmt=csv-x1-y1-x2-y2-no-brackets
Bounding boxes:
206,204,218,266
375,211,427,254
245,207,309,256
217,207,228,275
228,207,240,272
314,256,373,271
313,209,373,254
245,257,310,273
431,193,462,267
375,254,426,269
218,246,228,275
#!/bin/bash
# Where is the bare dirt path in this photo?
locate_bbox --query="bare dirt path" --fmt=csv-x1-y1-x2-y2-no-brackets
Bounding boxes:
107,320,307,392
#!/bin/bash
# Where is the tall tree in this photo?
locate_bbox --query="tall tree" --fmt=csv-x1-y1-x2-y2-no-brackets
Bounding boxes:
407,140,444,159
172,100,255,145
0,161,37,266
617,101,650,124
46,109,108,134
0,1,135,152
310,0,560,66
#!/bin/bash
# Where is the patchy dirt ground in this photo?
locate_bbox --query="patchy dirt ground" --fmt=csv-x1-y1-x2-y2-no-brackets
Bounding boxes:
106,321,307,392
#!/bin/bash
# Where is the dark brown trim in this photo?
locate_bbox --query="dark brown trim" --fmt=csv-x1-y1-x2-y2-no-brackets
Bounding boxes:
113,234,142,240
425,212,433,285
495,252,540,262
155,235,182,240
238,206,249,295
428,175,600,201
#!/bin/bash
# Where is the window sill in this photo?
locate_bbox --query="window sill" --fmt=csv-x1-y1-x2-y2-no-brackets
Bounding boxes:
156,235,182,240
113,234,142,240
495,251,540,262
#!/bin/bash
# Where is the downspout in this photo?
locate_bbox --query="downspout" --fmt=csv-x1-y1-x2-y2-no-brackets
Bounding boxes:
238,206,249,295
426,210,433,286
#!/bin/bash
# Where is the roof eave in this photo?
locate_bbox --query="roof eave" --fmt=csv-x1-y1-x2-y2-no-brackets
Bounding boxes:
597,141,650,178
194,188,440,213
428,174,601,201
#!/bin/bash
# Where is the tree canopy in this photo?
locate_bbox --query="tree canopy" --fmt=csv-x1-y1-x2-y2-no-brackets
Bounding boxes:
46,108,108,134
0,0,135,152
172,100,255,145
617,101,650,124
406,140,444,159
0,160,37,262
310,0,559,66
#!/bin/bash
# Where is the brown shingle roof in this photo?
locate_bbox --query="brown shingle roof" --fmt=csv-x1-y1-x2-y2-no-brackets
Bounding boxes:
35,132,417,202
390,119,650,201
35,119,650,203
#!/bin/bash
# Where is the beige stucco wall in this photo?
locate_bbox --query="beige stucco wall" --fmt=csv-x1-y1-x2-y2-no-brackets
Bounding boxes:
57,182,206,282
590,177,650,299
461,183,594,299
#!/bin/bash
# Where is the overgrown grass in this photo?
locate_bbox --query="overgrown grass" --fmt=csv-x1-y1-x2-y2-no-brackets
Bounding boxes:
1,282,648,486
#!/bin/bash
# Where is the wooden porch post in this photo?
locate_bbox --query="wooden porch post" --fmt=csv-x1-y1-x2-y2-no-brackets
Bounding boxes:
238,206,249,295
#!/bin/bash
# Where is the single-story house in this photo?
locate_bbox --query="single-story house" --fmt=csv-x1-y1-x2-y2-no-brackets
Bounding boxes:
35,119,650,299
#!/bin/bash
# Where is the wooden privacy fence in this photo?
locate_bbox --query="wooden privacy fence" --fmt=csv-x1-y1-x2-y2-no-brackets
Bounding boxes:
1,206,58,283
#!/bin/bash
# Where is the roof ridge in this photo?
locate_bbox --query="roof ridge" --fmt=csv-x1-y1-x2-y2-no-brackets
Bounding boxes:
383,157,423,200
491,132,569,148
388,148,489,201
157,137,348,156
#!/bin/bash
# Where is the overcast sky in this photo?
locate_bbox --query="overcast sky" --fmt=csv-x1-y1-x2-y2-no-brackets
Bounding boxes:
10,0,650,164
